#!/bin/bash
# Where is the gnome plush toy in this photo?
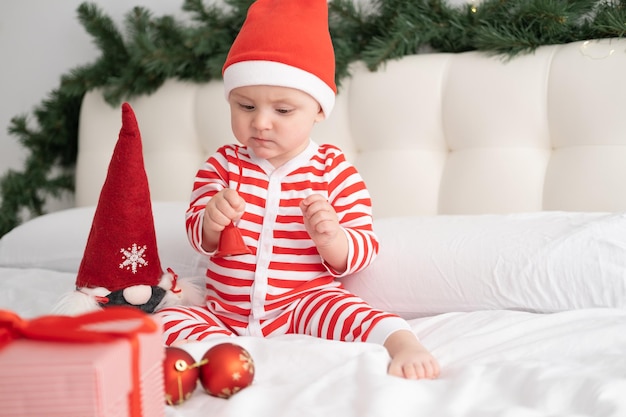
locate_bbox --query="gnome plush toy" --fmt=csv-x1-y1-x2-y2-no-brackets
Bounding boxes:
53,103,204,316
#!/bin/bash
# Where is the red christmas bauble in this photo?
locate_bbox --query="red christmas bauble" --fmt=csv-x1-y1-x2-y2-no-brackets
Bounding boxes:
163,347,200,405
199,343,255,398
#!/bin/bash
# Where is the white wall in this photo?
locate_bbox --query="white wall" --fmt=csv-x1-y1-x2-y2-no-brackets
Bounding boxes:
0,0,186,210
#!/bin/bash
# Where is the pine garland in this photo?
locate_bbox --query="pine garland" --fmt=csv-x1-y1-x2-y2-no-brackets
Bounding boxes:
1,0,625,236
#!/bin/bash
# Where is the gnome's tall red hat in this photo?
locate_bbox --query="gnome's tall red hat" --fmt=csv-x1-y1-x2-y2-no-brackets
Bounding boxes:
53,103,204,316
222,0,337,117
77,102,162,292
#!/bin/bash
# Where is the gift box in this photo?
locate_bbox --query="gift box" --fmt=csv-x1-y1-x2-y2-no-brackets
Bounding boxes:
0,307,165,417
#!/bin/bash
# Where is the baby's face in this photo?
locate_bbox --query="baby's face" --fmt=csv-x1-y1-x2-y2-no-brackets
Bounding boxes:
228,85,325,168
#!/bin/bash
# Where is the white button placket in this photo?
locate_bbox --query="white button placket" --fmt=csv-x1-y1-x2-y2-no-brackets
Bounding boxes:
247,173,282,336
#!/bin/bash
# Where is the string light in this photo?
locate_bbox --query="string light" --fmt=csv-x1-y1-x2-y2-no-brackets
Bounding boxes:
580,40,616,60
470,0,478,13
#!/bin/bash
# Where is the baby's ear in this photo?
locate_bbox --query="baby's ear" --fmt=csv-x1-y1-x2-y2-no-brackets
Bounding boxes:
315,105,326,122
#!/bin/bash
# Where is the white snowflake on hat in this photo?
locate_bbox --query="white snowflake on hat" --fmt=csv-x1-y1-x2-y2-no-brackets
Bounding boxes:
120,243,148,273
52,103,204,316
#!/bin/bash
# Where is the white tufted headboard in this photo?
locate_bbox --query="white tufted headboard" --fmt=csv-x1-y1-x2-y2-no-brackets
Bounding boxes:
76,38,626,218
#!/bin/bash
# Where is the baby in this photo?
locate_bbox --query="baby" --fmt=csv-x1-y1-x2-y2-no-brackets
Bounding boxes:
157,0,439,380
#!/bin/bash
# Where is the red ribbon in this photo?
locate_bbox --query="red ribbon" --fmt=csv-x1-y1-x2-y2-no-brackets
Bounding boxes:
0,306,158,417
167,267,182,294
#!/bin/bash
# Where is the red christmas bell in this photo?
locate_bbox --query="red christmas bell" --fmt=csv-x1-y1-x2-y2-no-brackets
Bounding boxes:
214,222,252,257
199,343,255,398
163,347,204,405
213,148,252,258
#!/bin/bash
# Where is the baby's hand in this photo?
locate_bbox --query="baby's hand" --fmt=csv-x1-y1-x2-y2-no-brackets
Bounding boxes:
300,194,341,247
203,189,246,233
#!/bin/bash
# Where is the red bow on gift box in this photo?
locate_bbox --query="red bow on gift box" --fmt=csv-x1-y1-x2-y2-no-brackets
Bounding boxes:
0,306,158,417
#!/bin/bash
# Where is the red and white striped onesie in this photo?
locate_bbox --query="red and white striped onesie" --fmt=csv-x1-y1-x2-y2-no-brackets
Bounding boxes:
157,140,410,346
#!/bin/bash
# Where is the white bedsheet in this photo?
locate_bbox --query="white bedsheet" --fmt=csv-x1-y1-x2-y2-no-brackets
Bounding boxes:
170,309,626,417
1,266,625,417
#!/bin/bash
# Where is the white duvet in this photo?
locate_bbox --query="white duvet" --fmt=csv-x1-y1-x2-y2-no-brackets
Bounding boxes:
1,267,624,417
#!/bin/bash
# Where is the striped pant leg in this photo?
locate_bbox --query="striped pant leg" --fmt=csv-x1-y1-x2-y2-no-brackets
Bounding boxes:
156,305,235,346
290,287,410,345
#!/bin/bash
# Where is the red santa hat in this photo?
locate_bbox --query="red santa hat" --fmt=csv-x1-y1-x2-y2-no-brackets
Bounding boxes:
53,103,204,316
222,0,337,116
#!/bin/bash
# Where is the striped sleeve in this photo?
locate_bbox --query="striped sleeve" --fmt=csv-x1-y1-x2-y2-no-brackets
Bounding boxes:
319,145,379,277
185,145,236,254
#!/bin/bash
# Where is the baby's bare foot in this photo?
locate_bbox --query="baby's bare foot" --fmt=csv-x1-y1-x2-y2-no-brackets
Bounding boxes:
384,329,440,379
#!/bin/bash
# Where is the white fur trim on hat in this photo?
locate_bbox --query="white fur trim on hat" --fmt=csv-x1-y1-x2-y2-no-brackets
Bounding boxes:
223,60,336,117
